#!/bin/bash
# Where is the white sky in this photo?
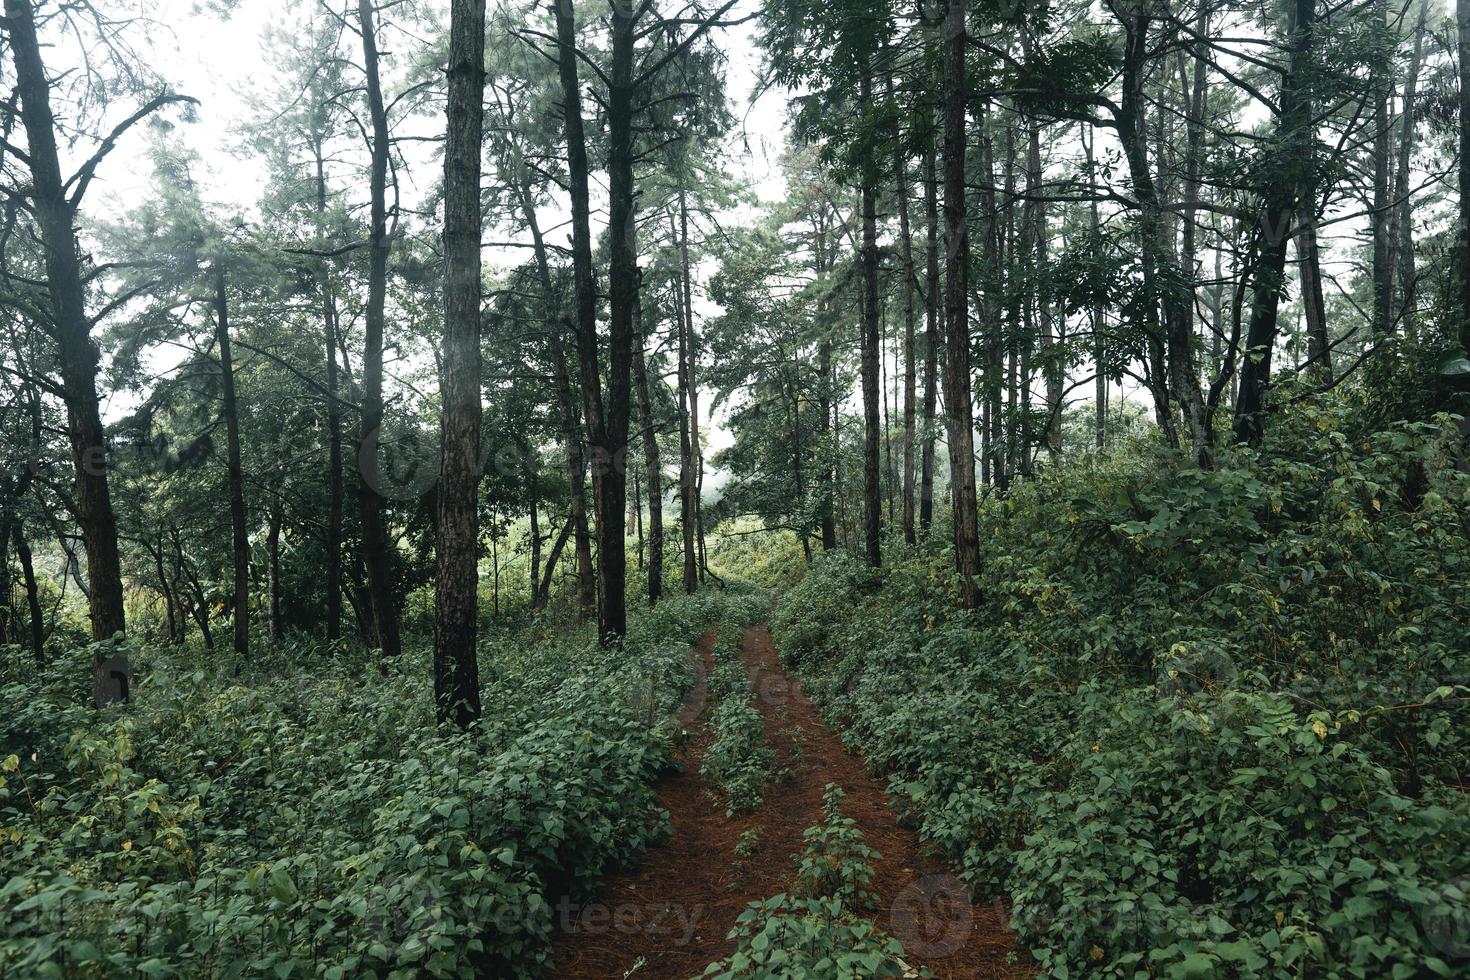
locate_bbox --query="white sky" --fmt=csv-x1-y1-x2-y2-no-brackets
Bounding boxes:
73,0,1450,470
80,0,799,460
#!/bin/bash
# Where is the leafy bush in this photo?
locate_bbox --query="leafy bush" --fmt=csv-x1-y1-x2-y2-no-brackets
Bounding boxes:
792,785,879,911
771,409,1470,979
0,589,758,978
702,794,916,979
700,894,914,979
701,627,774,816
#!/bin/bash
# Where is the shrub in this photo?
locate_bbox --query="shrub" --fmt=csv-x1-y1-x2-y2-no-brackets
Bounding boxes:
701,628,774,817
0,589,755,978
770,409,1470,979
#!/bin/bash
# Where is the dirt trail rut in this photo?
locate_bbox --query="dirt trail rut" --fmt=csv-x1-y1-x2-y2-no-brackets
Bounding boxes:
548,624,1032,979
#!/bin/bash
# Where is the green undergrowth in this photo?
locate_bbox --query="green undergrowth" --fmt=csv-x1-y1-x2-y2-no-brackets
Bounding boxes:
0,587,764,978
702,785,924,979
700,595,774,817
771,408,1470,979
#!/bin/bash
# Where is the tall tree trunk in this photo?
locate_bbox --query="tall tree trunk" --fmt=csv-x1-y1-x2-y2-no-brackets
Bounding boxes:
1117,11,1207,460
631,465,643,567
528,465,542,607
6,0,128,704
883,303,895,522
213,264,250,658
555,0,623,637
0,518,11,647
891,98,919,543
977,107,1007,495
1234,0,1313,444
944,0,981,607
357,0,402,661
595,0,639,641
1288,0,1330,379
14,526,44,663
1370,0,1393,340
674,207,701,592
1022,31,1061,454
1459,0,1470,353
314,144,345,643
815,212,839,550
1121,29,1172,445
633,288,664,605
489,502,500,617
266,505,282,640
1390,0,1428,336
677,187,709,584
817,343,837,548
1085,128,1106,449
788,375,811,557
435,0,485,726
1002,122,1020,481
859,68,883,568
919,121,941,532
516,177,595,619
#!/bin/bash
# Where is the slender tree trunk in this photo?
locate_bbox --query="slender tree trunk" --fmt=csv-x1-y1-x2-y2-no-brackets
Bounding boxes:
859,68,883,568
528,474,542,607
1002,123,1020,482
632,460,644,567
0,518,11,647
174,530,214,651
674,207,701,592
1458,0,1470,352
1085,128,1106,449
788,375,811,557
883,303,895,523
815,214,839,550
977,108,1007,495
1118,12,1207,460
213,265,250,658
817,342,838,549
357,0,402,661
594,0,639,641
944,0,981,606
677,188,709,584
1021,31,1061,454
633,288,664,605
1235,0,1313,444
1371,0,1394,341
490,502,500,617
891,107,918,543
6,0,128,703
314,146,344,643
517,177,595,619
147,535,177,645
14,526,43,663
1390,1,1428,336
535,518,574,611
919,122,941,532
435,0,485,726
266,505,282,640
555,0,627,638
1286,0,1330,379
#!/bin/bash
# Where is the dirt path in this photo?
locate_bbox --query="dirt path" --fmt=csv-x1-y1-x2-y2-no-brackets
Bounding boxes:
548,624,1031,979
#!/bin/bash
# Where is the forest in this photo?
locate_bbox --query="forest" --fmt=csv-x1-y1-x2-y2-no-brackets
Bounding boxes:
2,0,1470,975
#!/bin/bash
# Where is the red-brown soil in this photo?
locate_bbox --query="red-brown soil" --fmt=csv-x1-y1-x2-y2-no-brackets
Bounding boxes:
547,624,1033,979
